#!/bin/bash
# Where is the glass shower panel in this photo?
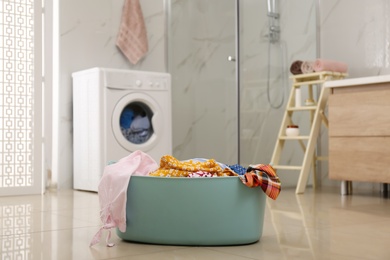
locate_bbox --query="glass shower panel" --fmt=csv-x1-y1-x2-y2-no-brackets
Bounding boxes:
170,0,238,164
239,0,286,166
239,0,317,184
170,0,317,177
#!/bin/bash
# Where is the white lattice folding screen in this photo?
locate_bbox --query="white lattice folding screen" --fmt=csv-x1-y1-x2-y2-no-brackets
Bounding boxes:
0,0,42,195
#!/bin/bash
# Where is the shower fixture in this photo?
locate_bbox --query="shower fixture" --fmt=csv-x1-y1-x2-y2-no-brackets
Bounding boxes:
267,25,280,44
265,0,286,109
267,0,280,43
227,55,236,62
267,0,276,13
267,0,279,18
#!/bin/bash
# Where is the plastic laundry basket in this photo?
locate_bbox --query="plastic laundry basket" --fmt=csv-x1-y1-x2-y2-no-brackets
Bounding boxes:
116,176,266,246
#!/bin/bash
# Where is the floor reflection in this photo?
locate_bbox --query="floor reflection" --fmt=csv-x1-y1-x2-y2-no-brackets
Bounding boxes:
1,203,33,259
266,192,315,259
0,187,390,259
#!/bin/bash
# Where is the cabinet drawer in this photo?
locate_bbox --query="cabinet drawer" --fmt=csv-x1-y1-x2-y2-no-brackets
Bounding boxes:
328,83,390,137
329,136,390,183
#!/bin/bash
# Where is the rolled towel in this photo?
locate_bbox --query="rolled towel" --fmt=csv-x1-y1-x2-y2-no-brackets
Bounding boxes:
313,59,348,73
290,60,303,75
301,61,315,74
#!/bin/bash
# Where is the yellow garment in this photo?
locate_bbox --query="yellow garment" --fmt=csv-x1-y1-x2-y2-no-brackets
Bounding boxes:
150,155,237,177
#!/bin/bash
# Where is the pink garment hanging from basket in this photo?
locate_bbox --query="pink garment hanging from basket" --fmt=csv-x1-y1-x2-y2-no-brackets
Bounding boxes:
90,150,158,247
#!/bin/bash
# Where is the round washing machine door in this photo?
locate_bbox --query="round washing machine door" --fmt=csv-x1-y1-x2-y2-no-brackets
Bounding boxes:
112,92,163,152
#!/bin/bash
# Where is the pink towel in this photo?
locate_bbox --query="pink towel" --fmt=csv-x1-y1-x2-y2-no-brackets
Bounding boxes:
301,61,315,74
90,151,158,247
313,59,348,73
116,0,148,64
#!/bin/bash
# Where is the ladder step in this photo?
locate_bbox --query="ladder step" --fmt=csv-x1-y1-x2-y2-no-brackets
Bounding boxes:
293,80,325,86
279,136,310,140
272,165,302,170
287,106,317,111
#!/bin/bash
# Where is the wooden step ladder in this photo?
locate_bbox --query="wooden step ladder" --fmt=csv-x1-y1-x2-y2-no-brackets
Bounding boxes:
270,71,347,194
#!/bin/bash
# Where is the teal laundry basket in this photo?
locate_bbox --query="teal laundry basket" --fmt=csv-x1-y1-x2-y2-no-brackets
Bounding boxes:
116,176,266,246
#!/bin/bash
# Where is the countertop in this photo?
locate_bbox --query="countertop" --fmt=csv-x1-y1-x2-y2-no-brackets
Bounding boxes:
324,74,390,88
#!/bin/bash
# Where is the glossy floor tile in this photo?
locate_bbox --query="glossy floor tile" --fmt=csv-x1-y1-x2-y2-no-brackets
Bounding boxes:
0,186,389,259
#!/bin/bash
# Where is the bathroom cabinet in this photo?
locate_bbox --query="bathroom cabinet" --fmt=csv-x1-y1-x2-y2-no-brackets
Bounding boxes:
326,75,390,186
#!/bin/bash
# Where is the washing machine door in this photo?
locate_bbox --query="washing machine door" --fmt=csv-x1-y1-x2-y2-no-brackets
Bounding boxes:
112,93,163,152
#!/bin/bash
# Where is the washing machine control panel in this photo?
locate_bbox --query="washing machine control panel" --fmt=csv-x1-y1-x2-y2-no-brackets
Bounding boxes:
137,79,167,90
109,78,168,91
104,70,170,91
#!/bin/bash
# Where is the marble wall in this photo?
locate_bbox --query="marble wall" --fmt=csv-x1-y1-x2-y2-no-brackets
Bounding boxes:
320,0,390,77
54,0,167,189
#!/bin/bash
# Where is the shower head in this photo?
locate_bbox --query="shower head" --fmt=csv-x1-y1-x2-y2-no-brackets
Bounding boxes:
267,0,273,13
266,0,280,43
267,0,278,13
267,0,279,18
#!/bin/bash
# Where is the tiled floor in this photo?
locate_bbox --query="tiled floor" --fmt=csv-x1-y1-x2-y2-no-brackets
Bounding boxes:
1,186,390,260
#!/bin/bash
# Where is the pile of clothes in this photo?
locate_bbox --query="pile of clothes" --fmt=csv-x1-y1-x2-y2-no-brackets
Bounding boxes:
150,155,281,200
290,58,348,75
149,156,237,177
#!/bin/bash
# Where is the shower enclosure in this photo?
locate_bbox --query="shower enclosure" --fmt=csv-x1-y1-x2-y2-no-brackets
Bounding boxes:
169,0,316,182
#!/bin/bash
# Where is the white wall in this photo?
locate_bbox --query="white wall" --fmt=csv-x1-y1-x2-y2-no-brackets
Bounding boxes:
54,0,167,189
320,0,390,77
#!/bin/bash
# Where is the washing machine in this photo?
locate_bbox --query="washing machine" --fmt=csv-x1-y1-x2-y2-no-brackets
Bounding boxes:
72,67,172,191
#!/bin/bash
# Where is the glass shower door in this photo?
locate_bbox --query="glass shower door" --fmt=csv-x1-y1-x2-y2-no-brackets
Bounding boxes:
170,0,238,164
238,0,318,186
